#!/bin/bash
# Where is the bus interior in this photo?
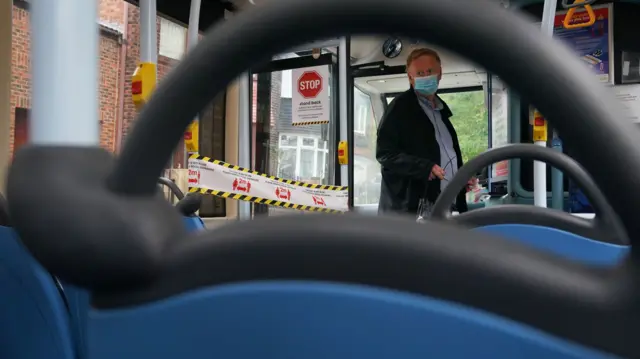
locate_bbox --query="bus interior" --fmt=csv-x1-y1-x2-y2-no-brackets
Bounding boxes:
220,0,640,219
4,0,640,358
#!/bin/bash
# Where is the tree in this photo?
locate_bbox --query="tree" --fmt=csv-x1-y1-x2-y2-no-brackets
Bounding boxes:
439,91,488,163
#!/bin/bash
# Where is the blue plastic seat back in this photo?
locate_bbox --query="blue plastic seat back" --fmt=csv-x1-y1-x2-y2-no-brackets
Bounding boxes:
37,214,202,359
87,281,618,359
183,215,205,232
476,224,629,266
0,226,75,359
58,280,90,359
569,180,594,213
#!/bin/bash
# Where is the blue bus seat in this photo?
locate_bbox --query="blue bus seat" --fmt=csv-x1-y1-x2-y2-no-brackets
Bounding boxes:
0,225,75,359
476,224,629,266
569,180,594,213
87,281,617,359
57,280,90,359
177,193,205,231
183,215,205,231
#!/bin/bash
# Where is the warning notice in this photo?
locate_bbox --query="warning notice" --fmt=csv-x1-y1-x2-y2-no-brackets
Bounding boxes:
292,65,330,126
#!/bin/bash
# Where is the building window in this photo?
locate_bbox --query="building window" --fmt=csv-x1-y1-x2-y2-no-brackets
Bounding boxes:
159,17,186,60
277,134,328,181
14,108,30,155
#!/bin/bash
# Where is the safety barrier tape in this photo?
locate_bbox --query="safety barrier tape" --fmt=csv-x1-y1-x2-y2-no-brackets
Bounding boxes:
188,154,349,213
189,155,346,190
188,188,344,214
292,120,329,126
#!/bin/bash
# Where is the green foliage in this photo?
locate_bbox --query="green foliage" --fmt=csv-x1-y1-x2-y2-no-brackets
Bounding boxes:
439,91,488,163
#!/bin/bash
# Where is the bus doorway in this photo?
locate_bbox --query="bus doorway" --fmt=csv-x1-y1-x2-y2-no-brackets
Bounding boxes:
251,47,340,216
347,41,489,215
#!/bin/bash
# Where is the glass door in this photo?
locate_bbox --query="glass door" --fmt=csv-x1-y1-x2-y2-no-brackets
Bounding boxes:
251,51,339,216
348,64,406,214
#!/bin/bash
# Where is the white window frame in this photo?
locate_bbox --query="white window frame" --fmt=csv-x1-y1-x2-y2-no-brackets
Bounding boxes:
159,17,187,60
277,134,329,180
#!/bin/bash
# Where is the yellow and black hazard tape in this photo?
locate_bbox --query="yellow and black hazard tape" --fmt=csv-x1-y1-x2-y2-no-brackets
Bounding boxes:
188,187,344,214
189,154,348,191
292,121,329,126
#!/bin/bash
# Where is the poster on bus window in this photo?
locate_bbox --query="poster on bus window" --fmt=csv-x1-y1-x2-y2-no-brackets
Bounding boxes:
291,65,330,126
553,4,613,84
613,84,640,123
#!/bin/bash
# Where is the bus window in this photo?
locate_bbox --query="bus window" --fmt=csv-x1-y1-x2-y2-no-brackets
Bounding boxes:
353,87,382,206
438,90,488,163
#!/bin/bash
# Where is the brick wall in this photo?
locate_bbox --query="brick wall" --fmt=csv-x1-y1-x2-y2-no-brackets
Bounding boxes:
9,0,204,167
9,0,126,155
98,0,126,152
121,5,141,141
9,4,31,155
99,0,125,26
99,33,123,152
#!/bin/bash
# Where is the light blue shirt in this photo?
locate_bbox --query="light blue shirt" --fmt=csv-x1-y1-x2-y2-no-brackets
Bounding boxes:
417,95,458,192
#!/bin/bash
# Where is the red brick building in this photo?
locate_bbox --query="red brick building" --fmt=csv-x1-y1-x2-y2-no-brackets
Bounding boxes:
9,0,187,164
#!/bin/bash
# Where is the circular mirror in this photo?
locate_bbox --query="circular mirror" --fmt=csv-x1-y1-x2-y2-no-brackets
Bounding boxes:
382,37,403,59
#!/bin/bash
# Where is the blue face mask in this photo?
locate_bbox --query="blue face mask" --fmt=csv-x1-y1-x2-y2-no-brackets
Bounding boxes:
414,75,439,95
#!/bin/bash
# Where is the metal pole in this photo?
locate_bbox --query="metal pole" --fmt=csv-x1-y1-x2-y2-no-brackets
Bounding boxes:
31,0,99,145
533,0,558,208
187,0,201,52
237,73,251,220
551,130,563,209
139,0,161,164
338,37,349,187
139,0,158,67
486,74,493,191
184,0,202,166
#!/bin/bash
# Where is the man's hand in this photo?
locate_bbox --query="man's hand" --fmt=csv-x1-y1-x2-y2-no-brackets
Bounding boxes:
466,176,478,191
429,164,445,180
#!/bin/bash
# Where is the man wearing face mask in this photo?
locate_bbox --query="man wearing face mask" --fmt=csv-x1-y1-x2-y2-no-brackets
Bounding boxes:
376,48,471,216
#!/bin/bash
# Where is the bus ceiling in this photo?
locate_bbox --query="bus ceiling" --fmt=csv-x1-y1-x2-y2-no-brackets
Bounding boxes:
125,0,639,96
127,0,640,32
349,36,485,94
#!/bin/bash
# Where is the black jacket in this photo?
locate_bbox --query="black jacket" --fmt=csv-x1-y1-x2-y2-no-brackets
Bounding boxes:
376,89,468,215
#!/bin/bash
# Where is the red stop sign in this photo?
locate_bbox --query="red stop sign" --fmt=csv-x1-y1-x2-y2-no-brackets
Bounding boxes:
297,71,323,99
